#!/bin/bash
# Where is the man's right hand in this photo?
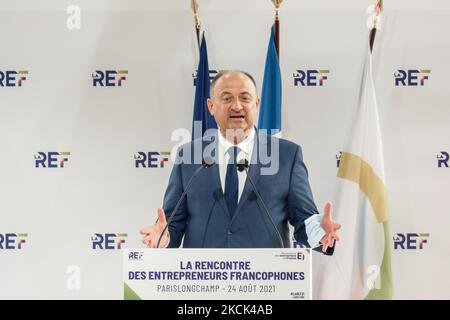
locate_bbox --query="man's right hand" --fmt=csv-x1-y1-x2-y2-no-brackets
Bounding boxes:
140,208,169,248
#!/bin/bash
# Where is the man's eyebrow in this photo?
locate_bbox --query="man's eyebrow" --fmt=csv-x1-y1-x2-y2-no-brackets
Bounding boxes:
218,91,253,96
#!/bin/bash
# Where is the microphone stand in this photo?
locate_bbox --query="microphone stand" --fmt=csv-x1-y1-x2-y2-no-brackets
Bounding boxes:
156,158,215,248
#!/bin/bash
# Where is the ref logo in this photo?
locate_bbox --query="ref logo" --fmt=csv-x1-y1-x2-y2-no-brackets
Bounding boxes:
135,151,170,168
336,151,342,168
35,152,70,168
293,69,330,86
437,151,449,168
92,70,128,87
0,70,28,87
91,233,127,250
393,233,429,250
128,251,144,261
0,233,28,250
292,239,307,248
394,69,430,86
192,69,218,86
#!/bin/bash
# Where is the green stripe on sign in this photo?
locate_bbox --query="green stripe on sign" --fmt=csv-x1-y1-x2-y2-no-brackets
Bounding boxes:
117,233,128,237
17,233,28,237
160,152,171,156
420,70,431,73
118,70,128,74
124,282,141,300
319,70,330,73
419,233,430,237
59,152,71,156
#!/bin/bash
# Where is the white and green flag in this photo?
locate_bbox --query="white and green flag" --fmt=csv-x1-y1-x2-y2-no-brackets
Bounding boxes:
315,45,392,300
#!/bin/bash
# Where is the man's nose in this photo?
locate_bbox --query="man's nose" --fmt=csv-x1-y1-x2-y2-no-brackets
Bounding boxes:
230,98,243,112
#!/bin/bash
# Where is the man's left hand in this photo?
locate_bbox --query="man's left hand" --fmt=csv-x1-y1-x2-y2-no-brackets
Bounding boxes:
320,202,341,253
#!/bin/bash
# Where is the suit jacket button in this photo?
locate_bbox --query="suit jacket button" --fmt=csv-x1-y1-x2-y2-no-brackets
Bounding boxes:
227,230,233,235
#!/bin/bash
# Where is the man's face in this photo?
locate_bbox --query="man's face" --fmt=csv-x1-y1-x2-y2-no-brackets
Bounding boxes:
207,72,260,134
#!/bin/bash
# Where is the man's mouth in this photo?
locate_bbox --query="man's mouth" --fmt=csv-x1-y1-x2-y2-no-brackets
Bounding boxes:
229,115,245,119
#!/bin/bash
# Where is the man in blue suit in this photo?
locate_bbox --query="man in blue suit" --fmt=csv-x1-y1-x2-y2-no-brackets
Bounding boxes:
140,70,341,252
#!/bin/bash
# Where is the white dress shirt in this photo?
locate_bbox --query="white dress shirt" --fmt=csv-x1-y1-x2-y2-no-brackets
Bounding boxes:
217,127,255,203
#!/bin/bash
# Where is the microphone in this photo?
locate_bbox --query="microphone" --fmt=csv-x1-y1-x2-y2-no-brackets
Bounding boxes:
237,159,285,248
156,157,216,248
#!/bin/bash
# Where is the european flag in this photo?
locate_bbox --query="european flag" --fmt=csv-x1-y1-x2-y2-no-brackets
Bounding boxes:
192,33,217,140
258,26,282,136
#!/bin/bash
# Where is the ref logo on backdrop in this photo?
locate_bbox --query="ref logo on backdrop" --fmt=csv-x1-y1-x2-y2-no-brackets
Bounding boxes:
192,70,218,86
134,151,170,168
35,152,70,168
437,151,449,168
0,233,28,250
336,151,342,168
293,69,330,86
91,233,127,250
92,70,128,87
0,70,28,87
393,233,429,250
394,69,430,86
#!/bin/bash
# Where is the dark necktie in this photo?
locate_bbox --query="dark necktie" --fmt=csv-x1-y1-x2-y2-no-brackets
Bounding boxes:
224,146,239,217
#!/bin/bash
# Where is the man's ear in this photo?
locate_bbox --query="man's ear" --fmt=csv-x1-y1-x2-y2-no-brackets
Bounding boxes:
207,98,214,115
255,97,261,110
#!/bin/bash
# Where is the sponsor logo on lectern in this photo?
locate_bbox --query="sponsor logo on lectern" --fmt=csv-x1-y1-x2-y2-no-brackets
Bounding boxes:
275,252,306,261
128,251,144,261
293,69,330,86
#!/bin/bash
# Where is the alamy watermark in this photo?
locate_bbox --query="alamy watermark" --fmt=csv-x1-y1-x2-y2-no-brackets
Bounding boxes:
169,121,280,176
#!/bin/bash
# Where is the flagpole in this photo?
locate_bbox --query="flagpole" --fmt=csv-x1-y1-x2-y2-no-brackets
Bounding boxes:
191,0,201,49
272,0,283,59
369,0,383,52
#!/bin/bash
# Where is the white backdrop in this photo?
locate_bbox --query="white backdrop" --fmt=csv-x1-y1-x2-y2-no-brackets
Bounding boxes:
1,0,449,299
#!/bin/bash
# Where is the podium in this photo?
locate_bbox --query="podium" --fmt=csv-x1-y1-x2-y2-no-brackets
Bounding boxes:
123,248,311,300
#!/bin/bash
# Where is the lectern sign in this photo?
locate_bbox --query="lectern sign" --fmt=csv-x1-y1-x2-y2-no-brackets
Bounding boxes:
123,248,311,300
